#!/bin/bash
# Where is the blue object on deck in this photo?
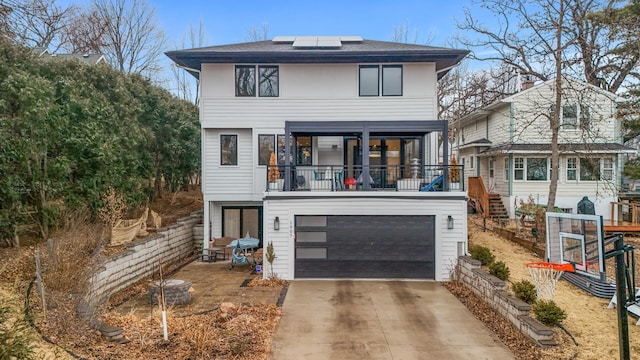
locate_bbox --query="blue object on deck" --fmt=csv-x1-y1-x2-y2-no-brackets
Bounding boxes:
421,175,443,192
228,238,260,266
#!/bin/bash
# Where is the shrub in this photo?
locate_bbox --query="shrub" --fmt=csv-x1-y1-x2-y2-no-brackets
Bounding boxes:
0,300,35,360
468,245,495,266
532,300,567,326
512,279,537,304
488,261,510,281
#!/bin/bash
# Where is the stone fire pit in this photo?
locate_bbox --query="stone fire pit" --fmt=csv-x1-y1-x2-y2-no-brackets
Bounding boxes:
147,279,192,305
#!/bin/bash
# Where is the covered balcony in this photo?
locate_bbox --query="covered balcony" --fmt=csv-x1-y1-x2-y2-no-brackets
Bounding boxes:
265,121,464,192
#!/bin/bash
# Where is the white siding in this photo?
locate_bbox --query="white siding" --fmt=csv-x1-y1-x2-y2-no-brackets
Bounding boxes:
202,129,255,200
263,193,467,281
199,63,437,129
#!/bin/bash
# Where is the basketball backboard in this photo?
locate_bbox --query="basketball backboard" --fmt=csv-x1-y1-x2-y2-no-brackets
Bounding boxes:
546,212,605,278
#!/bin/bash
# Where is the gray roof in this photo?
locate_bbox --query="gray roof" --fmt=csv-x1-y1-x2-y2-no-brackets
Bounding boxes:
50,53,106,65
480,143,636,155
166,39,469,79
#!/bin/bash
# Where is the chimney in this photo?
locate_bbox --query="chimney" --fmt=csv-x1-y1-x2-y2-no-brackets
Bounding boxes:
521,75,535,90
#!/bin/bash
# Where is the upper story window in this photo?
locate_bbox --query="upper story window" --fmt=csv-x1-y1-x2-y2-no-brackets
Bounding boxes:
550,104,591,129
258,134,275,165
359,65,403,97
235,65,279,97
220,135,238,165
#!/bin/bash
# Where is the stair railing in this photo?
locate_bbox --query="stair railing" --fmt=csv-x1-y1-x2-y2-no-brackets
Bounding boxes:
468,176,489,218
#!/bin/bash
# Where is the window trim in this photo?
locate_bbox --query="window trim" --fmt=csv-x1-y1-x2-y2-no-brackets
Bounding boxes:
258,134,275,166
220,134,238,166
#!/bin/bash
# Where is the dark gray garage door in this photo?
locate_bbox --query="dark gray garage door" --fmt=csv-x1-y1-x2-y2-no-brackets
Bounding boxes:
295,215,435,279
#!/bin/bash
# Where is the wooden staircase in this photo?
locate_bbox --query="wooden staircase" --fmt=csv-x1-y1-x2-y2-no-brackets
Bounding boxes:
468,176,509,219
488,194,508,219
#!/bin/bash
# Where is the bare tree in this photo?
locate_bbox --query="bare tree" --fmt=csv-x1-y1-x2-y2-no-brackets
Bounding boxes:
245,23,270,42
170,19,207,104
63,0,166,76
391,22,436,45
2,0,75,51
457,0,579,211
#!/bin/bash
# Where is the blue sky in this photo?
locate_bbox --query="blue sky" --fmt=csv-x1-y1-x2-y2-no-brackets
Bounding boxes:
153,0,473,49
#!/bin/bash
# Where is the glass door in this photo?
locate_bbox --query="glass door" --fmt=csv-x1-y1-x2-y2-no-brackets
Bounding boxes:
222,206,263,246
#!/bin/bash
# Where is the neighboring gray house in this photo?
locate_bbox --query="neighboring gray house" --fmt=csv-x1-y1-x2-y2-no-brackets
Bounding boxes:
167,36,469,281
34,47,107,65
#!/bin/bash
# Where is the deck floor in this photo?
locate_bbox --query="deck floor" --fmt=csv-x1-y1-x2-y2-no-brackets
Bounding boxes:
603,219,640,233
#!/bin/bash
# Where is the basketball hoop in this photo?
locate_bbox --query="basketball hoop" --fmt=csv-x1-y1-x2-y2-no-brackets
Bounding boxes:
525,262,575,301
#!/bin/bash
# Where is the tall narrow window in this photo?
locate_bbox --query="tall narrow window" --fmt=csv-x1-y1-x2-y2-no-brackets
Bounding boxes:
220,135,238,165
602,158,613,180
562,105,577,128
296,136,312,165
489,158,495,178
567,158,577,181
359,65,379,96
258,134,275,165
277,135,294,165
514,157,524,180
382,65,402,96
235,66,255,97
258,66,279,97
579,104,590,130
503,158,509,181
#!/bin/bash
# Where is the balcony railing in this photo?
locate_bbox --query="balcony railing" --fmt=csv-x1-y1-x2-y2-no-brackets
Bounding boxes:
266,164,464,192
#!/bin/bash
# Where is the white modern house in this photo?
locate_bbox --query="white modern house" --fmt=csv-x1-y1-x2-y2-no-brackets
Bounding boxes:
166,36,469,280
454,77,635,219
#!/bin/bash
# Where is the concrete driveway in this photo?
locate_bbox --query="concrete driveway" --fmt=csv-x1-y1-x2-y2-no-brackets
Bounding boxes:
269,281,514,360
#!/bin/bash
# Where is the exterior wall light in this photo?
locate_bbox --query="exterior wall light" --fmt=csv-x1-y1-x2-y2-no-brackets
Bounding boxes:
274,216,280,231
447,215,454,230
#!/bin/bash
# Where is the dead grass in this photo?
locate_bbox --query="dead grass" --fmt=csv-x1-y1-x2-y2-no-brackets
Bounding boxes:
463,215,640,359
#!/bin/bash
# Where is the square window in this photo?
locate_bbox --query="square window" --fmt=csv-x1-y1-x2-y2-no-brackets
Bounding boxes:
580,158,600,181
258,66,279,97
527,158,548,181
235,66,255,97
258,134,275,165
382,65,402,96
220,135,238,165
359,65,379,96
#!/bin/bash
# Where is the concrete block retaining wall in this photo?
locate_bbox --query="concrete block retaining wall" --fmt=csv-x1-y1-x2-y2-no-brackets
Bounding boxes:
457,256,555,347
81,211,203,317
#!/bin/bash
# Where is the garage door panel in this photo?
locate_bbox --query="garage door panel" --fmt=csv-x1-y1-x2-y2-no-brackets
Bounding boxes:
296,215,435,279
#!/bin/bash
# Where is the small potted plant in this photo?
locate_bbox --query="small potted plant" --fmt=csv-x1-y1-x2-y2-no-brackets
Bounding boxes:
449,155,460,189
268,152,280,190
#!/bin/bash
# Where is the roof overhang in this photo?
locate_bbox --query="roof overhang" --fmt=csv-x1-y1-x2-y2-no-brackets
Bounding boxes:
479,143,637,156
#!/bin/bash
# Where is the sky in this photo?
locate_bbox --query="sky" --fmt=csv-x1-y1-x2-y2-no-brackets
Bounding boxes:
152,0,475,49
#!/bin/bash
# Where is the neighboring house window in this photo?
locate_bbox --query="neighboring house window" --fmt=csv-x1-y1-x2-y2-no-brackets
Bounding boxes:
514,157,524,180
503,158,509,181
567,158,577,181
527,157,548,181
562,105,578,128
602,158,613,180
579,105,590,130
489,158,495,178
470,156,475,169
580,158,600,181
382,65,402,96
296,136,312,165
359,65,403,96
235,65,255,96
258,134,275,165
220,135,238,165
359,65,379,96
259,66,279,97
